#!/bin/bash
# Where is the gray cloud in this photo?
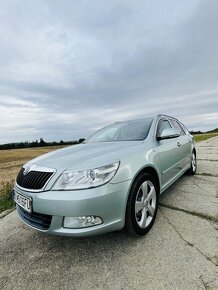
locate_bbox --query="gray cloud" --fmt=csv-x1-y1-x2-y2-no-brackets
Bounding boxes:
0,0,217,144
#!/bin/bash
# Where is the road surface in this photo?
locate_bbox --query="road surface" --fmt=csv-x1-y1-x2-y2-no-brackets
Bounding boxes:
0,137,218,290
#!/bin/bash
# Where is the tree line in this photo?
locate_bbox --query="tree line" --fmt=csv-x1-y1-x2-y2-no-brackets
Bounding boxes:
190,128,218,135
0,138,85,150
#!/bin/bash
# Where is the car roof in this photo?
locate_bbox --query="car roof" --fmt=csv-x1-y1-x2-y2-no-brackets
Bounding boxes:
115,114,179,124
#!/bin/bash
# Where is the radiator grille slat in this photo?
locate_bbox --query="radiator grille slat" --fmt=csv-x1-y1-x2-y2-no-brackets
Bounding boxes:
16,168,53,190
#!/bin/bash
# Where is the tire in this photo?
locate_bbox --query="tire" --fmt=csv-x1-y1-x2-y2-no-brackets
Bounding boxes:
125,172,159,236
187,151,197,175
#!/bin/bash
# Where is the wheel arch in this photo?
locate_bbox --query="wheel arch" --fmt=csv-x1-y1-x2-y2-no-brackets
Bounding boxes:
124,165,160,235
128,165,160,197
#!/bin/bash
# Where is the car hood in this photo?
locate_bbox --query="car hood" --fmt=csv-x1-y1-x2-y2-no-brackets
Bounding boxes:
27,141,142,171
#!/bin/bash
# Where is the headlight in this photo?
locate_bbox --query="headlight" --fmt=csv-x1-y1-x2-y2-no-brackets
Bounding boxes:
52,161,120,190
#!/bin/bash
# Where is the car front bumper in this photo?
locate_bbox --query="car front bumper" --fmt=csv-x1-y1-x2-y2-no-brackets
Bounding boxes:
14,180,132,237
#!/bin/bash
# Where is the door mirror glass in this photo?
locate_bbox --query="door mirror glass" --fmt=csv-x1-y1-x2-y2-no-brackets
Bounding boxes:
157,128,180,140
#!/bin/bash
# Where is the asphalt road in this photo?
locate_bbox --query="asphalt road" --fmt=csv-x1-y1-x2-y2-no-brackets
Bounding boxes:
0,138,218,290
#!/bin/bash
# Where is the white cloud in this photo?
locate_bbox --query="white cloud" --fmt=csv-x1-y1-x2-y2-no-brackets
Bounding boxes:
0,0,217,143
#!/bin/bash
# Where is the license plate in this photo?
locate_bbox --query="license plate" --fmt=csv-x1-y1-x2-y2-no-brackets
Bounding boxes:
13,189,32,213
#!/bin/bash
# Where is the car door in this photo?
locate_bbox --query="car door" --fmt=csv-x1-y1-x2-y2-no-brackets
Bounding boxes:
156,118,183,189
169,119,192,171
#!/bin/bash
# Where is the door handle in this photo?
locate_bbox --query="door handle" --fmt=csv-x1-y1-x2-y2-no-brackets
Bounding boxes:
177,142,181,147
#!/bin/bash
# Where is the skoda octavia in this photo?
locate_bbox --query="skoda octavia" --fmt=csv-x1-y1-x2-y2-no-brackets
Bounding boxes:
13,114,196,237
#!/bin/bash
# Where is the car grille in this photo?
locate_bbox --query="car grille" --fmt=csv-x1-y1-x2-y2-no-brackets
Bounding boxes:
17,206,52,230
16,167,54,190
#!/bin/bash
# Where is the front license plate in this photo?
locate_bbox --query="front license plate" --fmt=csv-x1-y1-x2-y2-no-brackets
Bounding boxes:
13,190,32,213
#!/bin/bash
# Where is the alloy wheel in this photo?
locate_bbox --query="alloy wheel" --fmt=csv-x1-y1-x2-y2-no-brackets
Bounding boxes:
192,153,196,172
135,180,157,228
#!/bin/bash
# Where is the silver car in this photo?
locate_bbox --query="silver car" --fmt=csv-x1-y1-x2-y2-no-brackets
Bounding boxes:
13,114,196,237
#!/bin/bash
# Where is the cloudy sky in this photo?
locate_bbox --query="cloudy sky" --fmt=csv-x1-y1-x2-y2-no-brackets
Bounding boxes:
0,0,218,144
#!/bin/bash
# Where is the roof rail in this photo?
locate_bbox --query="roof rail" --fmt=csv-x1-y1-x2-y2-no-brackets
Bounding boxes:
157,114,177,119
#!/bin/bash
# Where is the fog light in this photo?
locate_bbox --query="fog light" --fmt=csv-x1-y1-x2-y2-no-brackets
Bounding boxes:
64,216,103,228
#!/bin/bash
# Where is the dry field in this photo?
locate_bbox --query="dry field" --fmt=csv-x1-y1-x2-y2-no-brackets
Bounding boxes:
0,146,67,191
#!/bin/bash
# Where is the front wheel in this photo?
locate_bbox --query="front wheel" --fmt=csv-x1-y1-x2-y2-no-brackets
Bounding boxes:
125,173,159,236
187,152,197,175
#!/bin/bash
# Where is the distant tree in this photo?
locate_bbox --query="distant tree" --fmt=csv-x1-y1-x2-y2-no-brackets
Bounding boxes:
39,137,46,146
207,128,218,133
190,130,202,135
9,143,16,149
30,139,39,147
0,138,82,150
20,142,25,148
79,138,85,143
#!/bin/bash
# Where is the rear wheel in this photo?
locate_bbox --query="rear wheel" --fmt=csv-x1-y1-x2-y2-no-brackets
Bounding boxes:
187,151,197,175
125,173,159,236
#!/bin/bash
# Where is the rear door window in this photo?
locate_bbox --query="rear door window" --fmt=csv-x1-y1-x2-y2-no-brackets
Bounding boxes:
179,122,189,134
170,119,185,135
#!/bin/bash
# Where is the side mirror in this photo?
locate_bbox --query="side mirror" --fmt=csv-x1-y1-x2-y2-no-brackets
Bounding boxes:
157,128,180,141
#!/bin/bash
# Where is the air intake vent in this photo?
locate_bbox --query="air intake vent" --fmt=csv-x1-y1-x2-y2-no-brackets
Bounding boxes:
17,205,52,230
16,167,54,190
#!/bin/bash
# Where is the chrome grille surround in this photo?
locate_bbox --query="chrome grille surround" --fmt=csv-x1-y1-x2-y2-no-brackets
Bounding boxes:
16,164,56,192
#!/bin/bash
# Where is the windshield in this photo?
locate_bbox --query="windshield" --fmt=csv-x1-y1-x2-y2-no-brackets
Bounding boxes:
86,118,153,143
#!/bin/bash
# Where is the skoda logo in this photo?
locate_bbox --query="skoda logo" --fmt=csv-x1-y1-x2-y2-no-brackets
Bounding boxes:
23,166,30,176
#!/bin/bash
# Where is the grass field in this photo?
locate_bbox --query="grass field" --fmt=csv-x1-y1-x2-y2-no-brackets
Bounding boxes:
0,133,218,214
193,132,218,142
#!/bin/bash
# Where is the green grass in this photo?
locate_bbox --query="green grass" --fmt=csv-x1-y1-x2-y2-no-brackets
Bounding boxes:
194,133,218,142
0,181,14,214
